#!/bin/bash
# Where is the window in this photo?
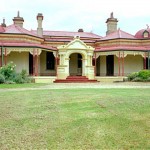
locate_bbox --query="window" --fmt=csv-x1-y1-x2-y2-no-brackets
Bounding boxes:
143,31,149,38
46,52,55,70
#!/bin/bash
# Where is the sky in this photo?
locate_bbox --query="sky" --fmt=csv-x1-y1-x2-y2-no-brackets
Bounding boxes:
1,0,149,36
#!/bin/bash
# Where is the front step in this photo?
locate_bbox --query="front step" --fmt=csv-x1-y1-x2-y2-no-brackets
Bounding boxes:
54,76,98,83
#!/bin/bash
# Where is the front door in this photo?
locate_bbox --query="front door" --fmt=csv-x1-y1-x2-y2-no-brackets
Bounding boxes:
106,55,114,76
29,53,33,75
69,53,82,76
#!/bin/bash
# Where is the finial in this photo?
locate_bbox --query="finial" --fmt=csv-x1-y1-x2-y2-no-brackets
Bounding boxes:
146,24,149,29
110,12,114,18
17,11,20,17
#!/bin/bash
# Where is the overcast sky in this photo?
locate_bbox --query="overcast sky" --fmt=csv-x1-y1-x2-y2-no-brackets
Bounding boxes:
1,0,149,36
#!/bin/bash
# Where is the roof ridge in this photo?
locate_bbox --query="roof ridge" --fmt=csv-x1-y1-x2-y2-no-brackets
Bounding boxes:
118,29,121,38
119,29,135,37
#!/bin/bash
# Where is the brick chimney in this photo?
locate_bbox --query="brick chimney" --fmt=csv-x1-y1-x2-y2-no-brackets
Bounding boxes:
106,12,118,35
13,11,24,27
37,13,43,36
1,18,6,27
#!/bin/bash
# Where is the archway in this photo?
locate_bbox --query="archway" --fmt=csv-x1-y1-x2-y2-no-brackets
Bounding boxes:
57,37,95,79
69,53,82,76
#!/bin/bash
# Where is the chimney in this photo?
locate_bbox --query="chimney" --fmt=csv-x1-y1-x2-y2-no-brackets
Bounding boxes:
78,28,84,32
13,11,24,27
37,13,43,36
1,18,6,27
106,12,118,35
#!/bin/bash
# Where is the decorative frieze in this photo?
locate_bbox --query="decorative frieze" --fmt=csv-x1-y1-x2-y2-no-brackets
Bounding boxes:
95,51,146,58
29,49,41,56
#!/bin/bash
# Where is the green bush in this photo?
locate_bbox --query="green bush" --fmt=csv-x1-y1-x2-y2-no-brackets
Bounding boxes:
14,74,25,84
147,77,150,82
132,77,143,82
14,70,31,84
5,80,15,84
127,70,150,82
127,72,138,81
138,70,150,80
0,62,16,81
0,63,31,84
0,74,5,84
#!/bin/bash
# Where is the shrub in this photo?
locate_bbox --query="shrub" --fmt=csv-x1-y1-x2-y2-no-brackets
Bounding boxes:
14,74,25,84
0,62,16,81
0,74,5,84
14,69,31,84
132,77,143,82
147,77,150,82
127,72,138,81
0,63,31,84
138,70,150,80
5,80,15,84
127,70,150,82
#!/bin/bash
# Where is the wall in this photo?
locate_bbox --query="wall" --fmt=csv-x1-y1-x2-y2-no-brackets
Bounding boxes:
124,55,143,75
7,51,29,74
100,56,106,76
97,54,143,76
96,56,100,76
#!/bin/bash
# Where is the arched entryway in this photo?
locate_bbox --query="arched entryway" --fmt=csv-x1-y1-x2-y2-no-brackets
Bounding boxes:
57,37,95,79
69,53,82,76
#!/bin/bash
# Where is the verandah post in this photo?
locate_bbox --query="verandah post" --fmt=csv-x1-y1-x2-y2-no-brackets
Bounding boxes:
118,51,121,76
33,49,35,76
143,52,147,69
148,51,150,70
122,51,124,76
94,52,96,76
0,47,2,67
4,48,7,65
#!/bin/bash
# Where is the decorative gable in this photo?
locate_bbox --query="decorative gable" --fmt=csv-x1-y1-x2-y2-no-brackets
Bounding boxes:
58,36,94,51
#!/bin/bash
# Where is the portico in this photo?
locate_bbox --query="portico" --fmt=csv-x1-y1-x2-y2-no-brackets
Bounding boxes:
56,37,95,80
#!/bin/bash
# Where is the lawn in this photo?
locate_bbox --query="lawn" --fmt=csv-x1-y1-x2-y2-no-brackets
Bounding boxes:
0,87,149,149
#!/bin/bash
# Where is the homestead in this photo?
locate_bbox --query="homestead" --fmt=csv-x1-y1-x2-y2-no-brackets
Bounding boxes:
0,12,150,82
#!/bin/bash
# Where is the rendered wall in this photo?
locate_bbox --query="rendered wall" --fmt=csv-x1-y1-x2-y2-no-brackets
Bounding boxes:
124,55,143,75
7,52,29,74
97,55,143,76
96,56,100,76
100,56,106,76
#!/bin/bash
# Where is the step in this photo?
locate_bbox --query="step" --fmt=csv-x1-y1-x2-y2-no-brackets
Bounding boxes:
54,76,98,83
54,79,98,83
66,76,88,79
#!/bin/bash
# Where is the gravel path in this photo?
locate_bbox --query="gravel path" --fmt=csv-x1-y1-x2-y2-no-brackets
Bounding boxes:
0,82,150,92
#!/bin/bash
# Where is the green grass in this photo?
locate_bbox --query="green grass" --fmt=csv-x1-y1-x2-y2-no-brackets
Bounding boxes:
0,83,48,89
0,88,149,149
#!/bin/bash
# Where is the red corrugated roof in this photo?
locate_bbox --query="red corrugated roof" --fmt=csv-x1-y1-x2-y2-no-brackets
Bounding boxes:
0,25,5,32
45,37,96,43
31,30,102,39
0,41,57,50
95,45,150,51
100,29,136,40
3,24,41,38
135,28,150,39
